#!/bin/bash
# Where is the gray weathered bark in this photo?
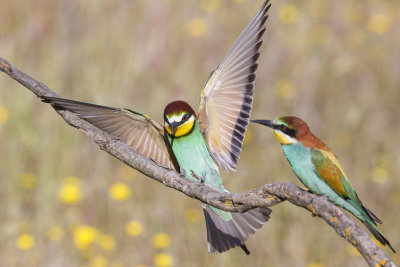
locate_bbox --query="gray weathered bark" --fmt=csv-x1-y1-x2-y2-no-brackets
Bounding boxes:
0,57,395,267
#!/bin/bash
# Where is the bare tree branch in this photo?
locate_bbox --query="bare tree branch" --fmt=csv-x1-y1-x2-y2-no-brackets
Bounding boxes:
0,57,396,267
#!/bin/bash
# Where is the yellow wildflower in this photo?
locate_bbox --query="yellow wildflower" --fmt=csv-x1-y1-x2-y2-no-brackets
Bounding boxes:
109,182,131,202
187,18,208,37
372,167,388,184
98,234,116,251
279,3,298,25
0,106,9,125
154,253,173,267
19,173,36,189
275,80,296,99
47,226,64,241
125,220,143,237
59,176,82,204
367,14,392,34
184,208,201,223
73,225,98,250
90,256,108,267
153,233,171,249
16,233,35,250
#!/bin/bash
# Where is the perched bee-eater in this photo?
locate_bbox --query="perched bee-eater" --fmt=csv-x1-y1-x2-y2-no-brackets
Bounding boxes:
252,116,395,253
42,1,272,254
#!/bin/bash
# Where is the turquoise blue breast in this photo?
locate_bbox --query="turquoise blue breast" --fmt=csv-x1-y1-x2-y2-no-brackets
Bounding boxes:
168,122,224,192
168,122,231,220
282,143,328,195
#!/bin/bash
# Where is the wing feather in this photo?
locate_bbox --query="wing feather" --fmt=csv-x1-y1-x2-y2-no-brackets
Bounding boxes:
198,1,271,171
42,96,177,171
311,149,352,198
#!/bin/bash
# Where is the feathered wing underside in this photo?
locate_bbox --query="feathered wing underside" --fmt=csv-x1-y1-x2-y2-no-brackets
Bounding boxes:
42,96,177,171
198,1,271,172
203,206,271,254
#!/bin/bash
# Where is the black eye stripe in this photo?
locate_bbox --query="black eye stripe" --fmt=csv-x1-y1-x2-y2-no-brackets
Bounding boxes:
285,128,297,138
164,112,192,126
273,124,297,138
164,115,171,125
182,112,192,122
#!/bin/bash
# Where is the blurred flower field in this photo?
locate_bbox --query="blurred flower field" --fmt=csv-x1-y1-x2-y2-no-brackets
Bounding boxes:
0,0,399,266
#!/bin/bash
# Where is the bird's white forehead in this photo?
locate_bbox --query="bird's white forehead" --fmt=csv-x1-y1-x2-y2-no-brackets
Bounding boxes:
166,113,185,123
273,118,284,125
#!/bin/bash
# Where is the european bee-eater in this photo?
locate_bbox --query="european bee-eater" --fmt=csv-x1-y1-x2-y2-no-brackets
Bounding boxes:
41,1,272,254
252,116,395,253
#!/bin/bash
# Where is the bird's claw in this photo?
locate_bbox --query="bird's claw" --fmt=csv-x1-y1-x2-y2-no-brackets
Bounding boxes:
180,169,187,178
320,195,330,202
191,170,205,184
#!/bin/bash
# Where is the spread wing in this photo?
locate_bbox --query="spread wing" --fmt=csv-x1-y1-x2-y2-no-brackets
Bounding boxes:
197,1,271,171
311,149,355,199
42,96,178,171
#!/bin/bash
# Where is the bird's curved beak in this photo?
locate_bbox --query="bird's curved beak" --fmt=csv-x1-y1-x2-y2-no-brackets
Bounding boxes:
251,119,273,128
170,121,179,146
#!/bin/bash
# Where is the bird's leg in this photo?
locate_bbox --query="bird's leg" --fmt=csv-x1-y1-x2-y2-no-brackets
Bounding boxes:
179,169,187,178
191,170,205,184
319,194,330,202
305,188,313,193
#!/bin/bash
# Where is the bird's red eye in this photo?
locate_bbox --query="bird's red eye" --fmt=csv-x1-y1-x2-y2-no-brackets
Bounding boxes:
183,113,190,121
164,115,170,124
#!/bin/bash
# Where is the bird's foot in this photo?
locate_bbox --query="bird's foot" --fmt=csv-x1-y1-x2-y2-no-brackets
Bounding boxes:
320,194,330,202
179,169,187,178
191,170,205,184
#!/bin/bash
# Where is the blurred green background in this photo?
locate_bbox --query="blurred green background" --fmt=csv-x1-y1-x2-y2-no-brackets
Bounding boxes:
1,0,399,266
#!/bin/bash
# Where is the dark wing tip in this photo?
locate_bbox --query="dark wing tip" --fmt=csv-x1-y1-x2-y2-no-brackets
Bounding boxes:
203,206,271,253
40,96,119,112
224,1,270,170
41,95,60,105
240,244,251,255
363,221,396,253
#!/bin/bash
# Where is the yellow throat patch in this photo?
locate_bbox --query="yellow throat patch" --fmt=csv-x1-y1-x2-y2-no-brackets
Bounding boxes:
165,116,195,137
273,129,297,145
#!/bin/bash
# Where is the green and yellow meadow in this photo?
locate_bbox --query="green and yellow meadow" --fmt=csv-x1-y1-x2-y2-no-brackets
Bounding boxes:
0,0,399,266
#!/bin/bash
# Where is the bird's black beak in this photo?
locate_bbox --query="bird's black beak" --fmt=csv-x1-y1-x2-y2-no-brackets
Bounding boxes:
170,121,179,146
251,119,273,128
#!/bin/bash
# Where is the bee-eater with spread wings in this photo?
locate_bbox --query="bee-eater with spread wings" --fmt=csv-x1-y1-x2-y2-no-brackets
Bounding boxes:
42,1,272,254
252,116,395,253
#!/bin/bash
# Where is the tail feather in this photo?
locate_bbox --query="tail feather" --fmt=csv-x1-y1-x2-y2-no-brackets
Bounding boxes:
363,204,382,224
347,195,394,252
363,221,396,253
355,193,382,224
203,206,271,254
